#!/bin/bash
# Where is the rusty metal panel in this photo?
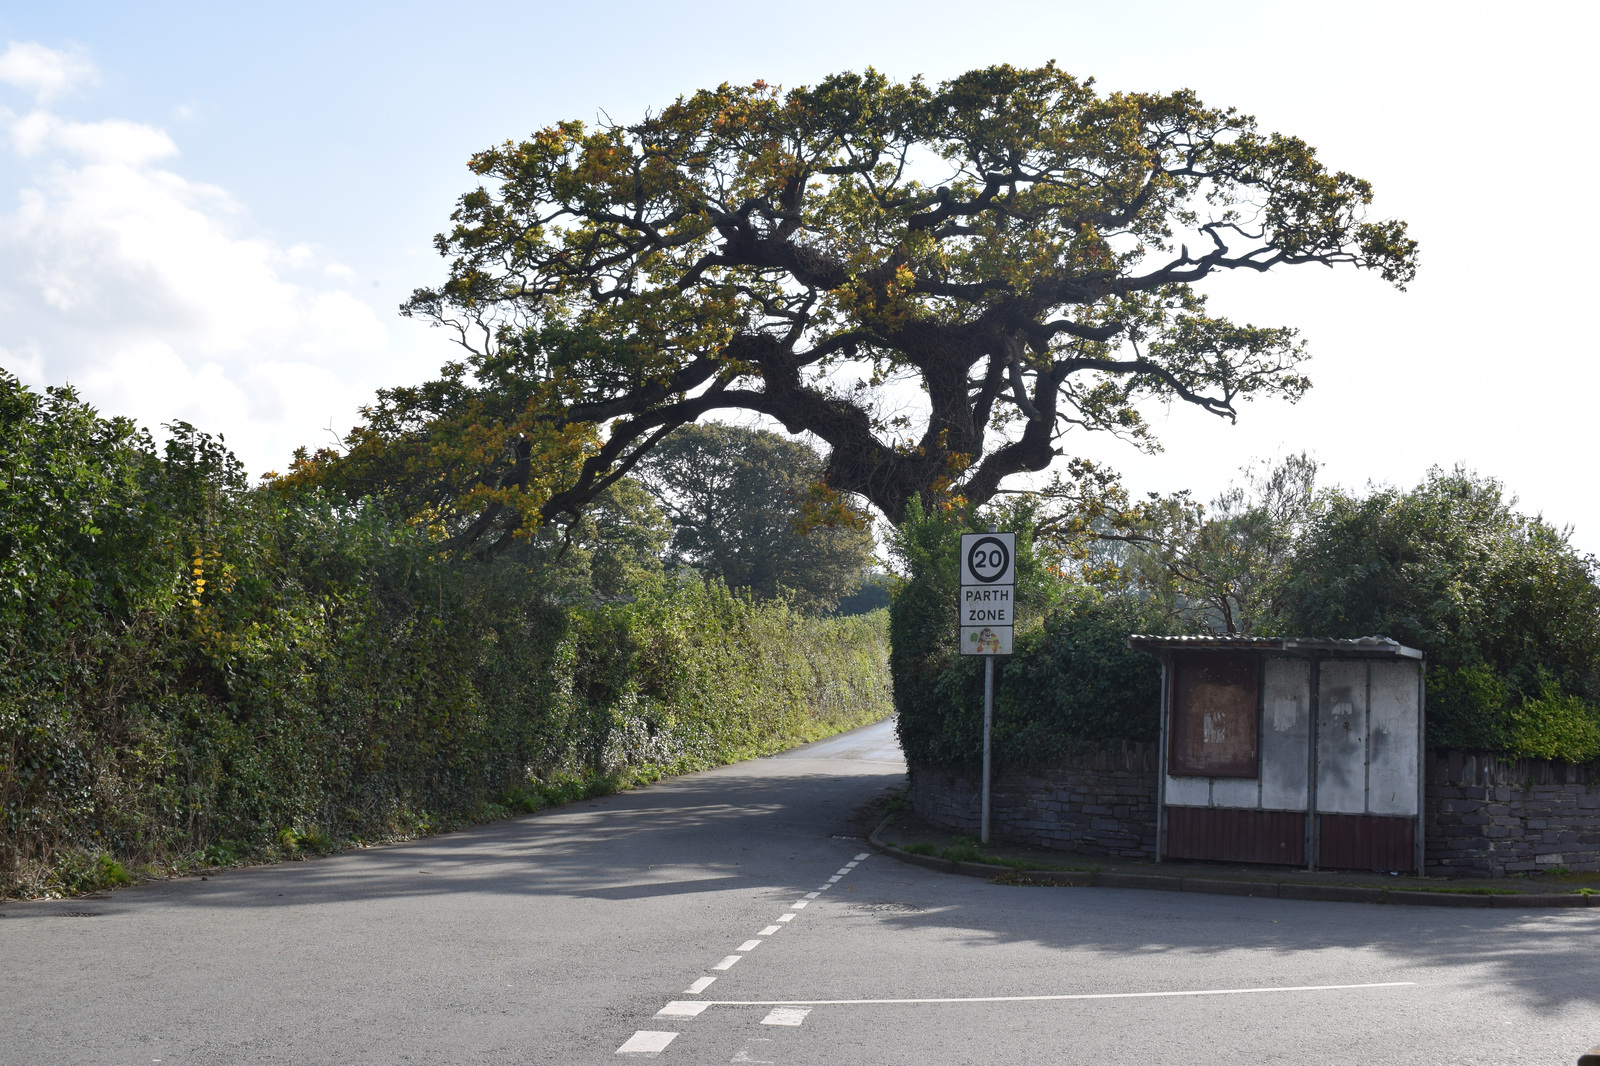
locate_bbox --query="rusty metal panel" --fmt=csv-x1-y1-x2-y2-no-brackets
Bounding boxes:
1316,660,1368,813
1169,653,1260,778
1165,806,1306,865
1317,813,1415,872
1260,657,1311,810
1367,661,1420,816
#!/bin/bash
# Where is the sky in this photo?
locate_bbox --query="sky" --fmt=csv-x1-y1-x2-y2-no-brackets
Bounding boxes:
1,1,1597,550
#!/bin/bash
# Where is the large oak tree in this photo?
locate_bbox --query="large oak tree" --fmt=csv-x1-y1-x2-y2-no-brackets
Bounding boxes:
379,63,1414,547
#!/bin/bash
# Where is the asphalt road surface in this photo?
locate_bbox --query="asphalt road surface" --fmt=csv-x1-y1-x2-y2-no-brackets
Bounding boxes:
3,717,1598,1065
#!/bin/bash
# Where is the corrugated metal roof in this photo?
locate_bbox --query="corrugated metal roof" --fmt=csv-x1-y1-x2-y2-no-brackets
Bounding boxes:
1127,634,1423,660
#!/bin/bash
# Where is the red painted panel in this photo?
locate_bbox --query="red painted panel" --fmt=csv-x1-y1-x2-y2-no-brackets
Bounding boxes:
1317,814,1415,873
1166,806,1305,866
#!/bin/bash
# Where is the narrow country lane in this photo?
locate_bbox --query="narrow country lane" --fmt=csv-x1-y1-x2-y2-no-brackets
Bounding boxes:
3,718,1598,1066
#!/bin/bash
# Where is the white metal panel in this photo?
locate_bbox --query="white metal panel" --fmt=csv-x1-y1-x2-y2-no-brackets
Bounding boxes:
1164,775,1211,806
1317,660,1369,813
1367,660,1420,815
1260,657,1311,811
1210,775,1261,808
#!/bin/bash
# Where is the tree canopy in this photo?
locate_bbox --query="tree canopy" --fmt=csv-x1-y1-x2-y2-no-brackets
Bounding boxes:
385,62,1414,546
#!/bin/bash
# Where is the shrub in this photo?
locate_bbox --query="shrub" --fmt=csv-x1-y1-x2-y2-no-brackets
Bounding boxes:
889,498,1171,774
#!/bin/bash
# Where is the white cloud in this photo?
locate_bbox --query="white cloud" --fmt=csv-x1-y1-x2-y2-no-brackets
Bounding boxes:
8,109,178,164
0,42,96,103
0,95,386,476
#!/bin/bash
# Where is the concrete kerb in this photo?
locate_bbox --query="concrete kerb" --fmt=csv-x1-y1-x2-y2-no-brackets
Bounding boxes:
867,815,1596,909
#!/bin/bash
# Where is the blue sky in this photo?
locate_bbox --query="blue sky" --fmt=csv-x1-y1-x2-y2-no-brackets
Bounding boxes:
2,1,1598,549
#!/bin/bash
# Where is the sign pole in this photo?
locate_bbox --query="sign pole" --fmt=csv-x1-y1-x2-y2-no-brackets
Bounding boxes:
982,653,994,844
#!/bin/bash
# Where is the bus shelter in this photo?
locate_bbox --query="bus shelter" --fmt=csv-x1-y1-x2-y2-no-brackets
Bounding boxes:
1128,636,1425,873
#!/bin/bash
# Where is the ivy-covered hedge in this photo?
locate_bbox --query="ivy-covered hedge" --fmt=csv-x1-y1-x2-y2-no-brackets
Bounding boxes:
0,374,890,899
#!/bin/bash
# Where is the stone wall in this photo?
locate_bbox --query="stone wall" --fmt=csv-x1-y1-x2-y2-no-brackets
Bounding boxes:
1425,752,1600,878
909,743,1159,859
911,747,1600,877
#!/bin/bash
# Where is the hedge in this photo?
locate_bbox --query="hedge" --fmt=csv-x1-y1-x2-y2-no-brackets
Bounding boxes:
0,374,890,898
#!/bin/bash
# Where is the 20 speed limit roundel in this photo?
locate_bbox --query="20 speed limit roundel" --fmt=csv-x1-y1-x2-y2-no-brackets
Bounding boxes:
965,535,1011,584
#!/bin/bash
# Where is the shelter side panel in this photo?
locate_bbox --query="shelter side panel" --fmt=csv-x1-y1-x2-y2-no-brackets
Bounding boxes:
1210,775,1262,808
1260,657,1310,810
1317,813,1415,872
1316,660,1369,814
1165,806,1305,866
1366,660,1420,816
1164,775,1211,806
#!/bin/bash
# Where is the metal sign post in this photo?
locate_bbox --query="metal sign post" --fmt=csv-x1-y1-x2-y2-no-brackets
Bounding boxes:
959,530,1015,844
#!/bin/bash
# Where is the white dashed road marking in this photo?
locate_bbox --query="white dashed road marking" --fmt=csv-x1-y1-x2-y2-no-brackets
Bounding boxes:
855,852,869,860
626,852,873,1055
657,1002,711,1018
617,1031,678,1054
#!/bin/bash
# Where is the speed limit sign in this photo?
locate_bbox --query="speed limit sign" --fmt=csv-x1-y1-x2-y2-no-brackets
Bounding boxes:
959,532,1014,656
960,533,1015,585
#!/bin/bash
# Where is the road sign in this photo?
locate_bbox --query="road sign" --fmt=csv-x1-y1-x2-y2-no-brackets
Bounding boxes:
959,530,1016,844
960,532,1015,586
961,585,1012,625
961,625,1014,655
959,532,1014,657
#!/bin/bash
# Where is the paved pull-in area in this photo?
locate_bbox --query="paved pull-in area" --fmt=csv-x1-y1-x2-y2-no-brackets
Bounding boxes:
3,717,1598,1065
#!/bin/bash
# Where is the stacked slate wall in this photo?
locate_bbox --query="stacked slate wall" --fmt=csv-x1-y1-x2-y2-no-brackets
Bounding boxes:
1424,753,1600,877
910,749,1600,876
909,743,1159,859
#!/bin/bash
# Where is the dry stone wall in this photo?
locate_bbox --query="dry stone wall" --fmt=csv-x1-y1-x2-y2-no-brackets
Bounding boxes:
1425,752,1600,877
909,743,1159,859
910,747,1600,877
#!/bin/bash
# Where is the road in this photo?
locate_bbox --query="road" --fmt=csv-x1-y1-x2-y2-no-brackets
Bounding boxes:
3,717,1598,1065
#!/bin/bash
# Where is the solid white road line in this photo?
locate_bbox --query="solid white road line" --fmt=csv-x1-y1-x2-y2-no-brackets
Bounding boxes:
761,1007,811,1027
696,982,1416,1008
758,925,780,936
777,913,795,922
684,977,716,994
617,1031,678,1054
737,939,762,952
712,955,744,971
